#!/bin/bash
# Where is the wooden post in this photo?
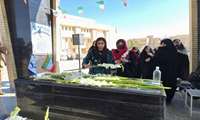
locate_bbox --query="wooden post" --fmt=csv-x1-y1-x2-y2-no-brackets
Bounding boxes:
189,0,199,72
52,0,60,73
0,0,17,90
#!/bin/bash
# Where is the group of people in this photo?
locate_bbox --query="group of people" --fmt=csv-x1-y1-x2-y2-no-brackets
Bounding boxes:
82,37,190,104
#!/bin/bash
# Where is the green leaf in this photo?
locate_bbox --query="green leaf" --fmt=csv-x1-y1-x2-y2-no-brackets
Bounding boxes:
10,106,21,119
44,107,50,120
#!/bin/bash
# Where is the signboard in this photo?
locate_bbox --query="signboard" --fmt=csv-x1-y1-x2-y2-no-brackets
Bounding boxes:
72,34,84,45
31,22,52,54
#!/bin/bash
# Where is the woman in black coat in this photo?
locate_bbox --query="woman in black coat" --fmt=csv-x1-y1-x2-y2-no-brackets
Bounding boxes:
153,39,178,104
173,39,190,80
140,46,154,79
125,47,141,78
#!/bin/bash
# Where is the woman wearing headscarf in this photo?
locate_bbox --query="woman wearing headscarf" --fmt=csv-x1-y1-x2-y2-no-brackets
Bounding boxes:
112,39,128,76
173,39,190,80
127,47,141,78
82,37,113,75
112,39,128,64
153,39,178,104
140,46,154,79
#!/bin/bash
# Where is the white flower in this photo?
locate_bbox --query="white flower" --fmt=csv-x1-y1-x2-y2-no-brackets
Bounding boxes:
79,78,114,87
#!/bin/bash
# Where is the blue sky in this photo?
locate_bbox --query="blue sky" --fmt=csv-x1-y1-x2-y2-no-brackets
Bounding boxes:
59,0,189,38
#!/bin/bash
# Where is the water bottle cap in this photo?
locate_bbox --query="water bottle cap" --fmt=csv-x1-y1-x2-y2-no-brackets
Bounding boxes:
156,66,159,70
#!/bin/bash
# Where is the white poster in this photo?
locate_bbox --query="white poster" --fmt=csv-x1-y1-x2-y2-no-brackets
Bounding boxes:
31,22,52,54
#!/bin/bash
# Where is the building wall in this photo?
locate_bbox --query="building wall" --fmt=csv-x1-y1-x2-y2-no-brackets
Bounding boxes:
60,25,107,60
29,0,51,26
0,0,17,87
190,0,199,71
57,14,115,72
127,36,161,51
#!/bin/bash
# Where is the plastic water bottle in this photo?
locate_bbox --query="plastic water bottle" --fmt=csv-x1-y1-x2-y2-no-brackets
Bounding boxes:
153,66,161,85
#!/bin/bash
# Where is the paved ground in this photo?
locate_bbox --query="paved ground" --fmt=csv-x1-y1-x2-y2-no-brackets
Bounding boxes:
0,80,16,120
0,79,200,120
166,91,200,120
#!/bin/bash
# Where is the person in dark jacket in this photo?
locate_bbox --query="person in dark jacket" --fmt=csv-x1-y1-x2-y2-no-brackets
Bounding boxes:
173,39,190,80
140,46,154,79
82,37,113,74
125,47,141,78
153,39,178,104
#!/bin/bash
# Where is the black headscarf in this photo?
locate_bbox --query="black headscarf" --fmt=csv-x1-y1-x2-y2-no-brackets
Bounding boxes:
155,39,179,103
154,38,178,82
140,46,154,59
161,39,177,53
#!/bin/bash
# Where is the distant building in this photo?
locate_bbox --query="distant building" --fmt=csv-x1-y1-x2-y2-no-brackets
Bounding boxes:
56,13,117,71
127,36,161,50
127,35,190,52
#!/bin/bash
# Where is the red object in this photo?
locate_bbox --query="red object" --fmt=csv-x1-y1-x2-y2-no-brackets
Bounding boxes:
112,39,128,63
49,64,56,73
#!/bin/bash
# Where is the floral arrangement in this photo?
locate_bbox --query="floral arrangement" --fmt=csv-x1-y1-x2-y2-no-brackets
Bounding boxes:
36,72,169,90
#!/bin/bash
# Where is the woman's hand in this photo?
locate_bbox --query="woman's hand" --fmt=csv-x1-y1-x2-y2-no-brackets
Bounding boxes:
147,52,154,57
145,58,151,62
83,64,91,68
115,59,121,64
121,57,129,63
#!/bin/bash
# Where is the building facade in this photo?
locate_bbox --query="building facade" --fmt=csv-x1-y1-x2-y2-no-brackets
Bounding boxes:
127,36,161,50
190,0,200,71
56,13,117,72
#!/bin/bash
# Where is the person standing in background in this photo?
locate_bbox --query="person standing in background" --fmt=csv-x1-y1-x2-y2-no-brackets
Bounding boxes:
140,46,154,79
127,47,141,78
153,39,178,104
173,39,190,80
112,39,128,76
0,41,8,95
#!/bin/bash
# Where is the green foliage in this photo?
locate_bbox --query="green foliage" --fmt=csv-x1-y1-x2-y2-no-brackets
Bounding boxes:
10,106,21,119
44,107,50,120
